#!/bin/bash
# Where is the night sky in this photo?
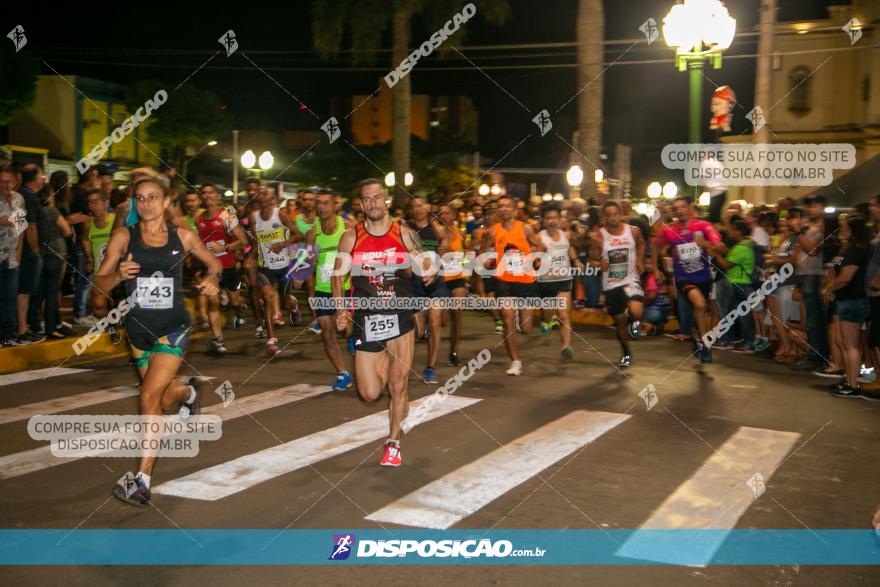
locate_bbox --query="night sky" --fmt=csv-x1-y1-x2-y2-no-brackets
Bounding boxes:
5,0,840,190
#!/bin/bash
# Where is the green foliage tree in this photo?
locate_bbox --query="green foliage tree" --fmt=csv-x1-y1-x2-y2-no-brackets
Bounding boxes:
0,48,39,134
125,80,231,171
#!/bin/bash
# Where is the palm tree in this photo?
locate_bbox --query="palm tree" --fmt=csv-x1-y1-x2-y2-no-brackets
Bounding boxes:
312,0,509,206
577,0,604,201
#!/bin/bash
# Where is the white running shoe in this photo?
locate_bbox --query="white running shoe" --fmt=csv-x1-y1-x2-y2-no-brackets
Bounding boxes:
506,360,522,376
74,315,98,326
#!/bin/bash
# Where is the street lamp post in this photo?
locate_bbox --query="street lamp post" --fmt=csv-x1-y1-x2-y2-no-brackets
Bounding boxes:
239,150,273,198
663,0,736,197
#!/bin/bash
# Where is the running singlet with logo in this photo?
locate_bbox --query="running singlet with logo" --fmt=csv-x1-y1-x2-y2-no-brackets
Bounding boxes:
350,221,414,313
413,222,444,285
442,228,467,282
88,212,115,269
197,207,238,269
315,216,349,293
123,222,189,332
253,207,290,270
655,218,721,283
600,224,638,290
538,230,571,282
494,221,534,284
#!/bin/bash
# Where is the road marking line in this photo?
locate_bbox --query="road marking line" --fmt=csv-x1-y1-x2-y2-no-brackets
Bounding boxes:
154,395,482,501
0,384,331,479
0,368,91,387
0,377,214,426
615,426,800,566
365,410,631,529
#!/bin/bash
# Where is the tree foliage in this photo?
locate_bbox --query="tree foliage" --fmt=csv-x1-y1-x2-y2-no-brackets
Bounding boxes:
0,48,39,125
125,80,232,168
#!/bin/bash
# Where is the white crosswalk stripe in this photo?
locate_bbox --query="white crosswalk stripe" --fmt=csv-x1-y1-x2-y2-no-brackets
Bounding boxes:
0,368,91,387
365,410,631,529
0,377,214,426
0,371,805,552
154,395,482,501
0,384,331,479
615,426,800,566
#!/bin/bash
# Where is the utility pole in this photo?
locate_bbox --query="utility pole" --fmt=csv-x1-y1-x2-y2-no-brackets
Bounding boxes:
753,0,776,205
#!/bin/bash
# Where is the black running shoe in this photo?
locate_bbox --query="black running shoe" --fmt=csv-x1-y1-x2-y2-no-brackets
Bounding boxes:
618,354,632,368
831,383,862,399
208,337,227,355
111,475,151,507
449,352,459,366
179,377,204,419
628,320,641,340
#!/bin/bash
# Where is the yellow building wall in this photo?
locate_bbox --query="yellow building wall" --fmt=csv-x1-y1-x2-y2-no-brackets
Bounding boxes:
8,76,77,159
80,99,110,159
109,104,137,162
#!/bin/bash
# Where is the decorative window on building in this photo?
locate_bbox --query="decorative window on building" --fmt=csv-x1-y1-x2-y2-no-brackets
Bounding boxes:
788,65,812,117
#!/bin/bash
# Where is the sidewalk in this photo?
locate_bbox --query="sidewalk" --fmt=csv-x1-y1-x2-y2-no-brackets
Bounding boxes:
0,300,681,374
0,298,211,374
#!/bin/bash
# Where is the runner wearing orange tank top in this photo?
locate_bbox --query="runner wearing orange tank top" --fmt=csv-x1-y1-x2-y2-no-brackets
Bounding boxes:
480,195,544,376
439,204,471,366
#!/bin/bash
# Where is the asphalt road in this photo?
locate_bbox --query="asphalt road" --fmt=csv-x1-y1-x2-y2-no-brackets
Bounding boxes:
1,313,878,585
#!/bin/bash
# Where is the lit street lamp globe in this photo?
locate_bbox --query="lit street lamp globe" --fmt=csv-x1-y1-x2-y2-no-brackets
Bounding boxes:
384,172,414,187
647,182,663,199
258,151,274,170
663,0,736,55
478,184,490,196
662,181,679,199
566,165,584,187
240,150,256,169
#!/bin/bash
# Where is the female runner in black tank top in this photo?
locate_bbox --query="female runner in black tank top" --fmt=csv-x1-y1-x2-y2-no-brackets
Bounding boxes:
95,177,222,507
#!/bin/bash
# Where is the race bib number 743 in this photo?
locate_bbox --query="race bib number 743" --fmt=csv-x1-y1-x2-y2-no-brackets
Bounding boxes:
135,277,174,309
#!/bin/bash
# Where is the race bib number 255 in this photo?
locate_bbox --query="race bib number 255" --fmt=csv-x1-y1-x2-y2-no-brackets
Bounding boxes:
364,314,400,342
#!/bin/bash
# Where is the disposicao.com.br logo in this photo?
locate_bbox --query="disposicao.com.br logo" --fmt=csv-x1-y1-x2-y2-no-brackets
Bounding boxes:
328,534,544,560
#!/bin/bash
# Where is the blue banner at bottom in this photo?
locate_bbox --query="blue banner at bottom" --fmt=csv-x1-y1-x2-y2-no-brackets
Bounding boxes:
1,530,878,565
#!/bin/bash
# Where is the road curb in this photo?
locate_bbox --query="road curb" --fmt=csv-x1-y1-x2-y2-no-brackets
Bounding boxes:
570,309,680,331
0,298,219,374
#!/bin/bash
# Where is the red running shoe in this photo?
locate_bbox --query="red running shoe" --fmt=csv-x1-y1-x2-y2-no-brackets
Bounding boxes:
380,439,401,467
